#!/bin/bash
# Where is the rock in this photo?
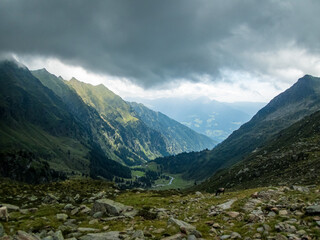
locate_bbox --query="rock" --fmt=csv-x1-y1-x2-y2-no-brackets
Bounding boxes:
291,186,309,193
0,223,4,237
217,198,237,210
15,231,40,240
220,235,231,239
153,228,165,234
79,232,120,240
89,219,99,225
71,208,79,216
53,231,64,240
279,210,288,216
257,227,264,232
42,237,53,240
91,199,127,216
168,217,196,233
64,204,74,211
78,228,100,233
1,204,19,212
43,193,59,203
56,213,68,221
74,194,80,201
226,211,240,218
305,205,320,215
316,221,320,226
131,230,144,239
93,211,104,219
187,235,196,240
267,211,276,217
160,233,185,240
80,205,91,214
230,232,241,239
275,233,287,240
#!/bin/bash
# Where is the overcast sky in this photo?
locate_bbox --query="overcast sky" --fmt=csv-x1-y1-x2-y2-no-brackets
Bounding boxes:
1,0,320,102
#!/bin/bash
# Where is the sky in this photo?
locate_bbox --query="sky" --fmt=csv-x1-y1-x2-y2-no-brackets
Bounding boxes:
1,0,320,103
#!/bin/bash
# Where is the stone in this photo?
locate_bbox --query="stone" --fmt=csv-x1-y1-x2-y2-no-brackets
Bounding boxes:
132,230,144,239
168,217,196,234
0,223,4,237
78,228,100,233
220,235,231,239
160,233,185,240
226,211,240,218
89,219,99,225
305,205,320,215
153,228,165,234
53,231,64,240
187,235,196,240
230,232,241,239
74,194,80,201
1,204,19,212
267,211,276,217
257,227,264,232
91,199,127,216
279,210,288,216
291,186,309,193
316,221,320,226
42,237,53,240
56,213,68,221
79,232,120,240
71,208,79,216
93,211,104,218
15,231,40,240
217,198,237,210
64,204,74,211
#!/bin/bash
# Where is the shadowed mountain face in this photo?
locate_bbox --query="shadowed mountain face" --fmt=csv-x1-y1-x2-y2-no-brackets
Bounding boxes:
129,102,216,154
155,75,320,180
0,60,131,183
197,110,320,192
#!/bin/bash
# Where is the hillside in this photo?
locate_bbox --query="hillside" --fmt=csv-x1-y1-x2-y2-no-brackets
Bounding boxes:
197,110,320,192
0,60,131,182
0,178,319,239
155,75,320,180
130,102,215,154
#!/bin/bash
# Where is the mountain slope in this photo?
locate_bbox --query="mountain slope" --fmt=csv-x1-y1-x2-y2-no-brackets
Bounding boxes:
156,75,320,180
129,102,216,154
197,110,320,192
66,78,170,163
0,60,131,182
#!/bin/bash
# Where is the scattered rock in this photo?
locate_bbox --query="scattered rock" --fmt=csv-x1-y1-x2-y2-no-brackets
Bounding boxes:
53,231,64,240
131,230,144,239
56,213,68,221
91,199,128,216
15,231,40,240
0,223,4,237
77,228,100,233
217,198,237,210
79,232,120,240
305,205,320,215
291,186,309,193
226,211,240,218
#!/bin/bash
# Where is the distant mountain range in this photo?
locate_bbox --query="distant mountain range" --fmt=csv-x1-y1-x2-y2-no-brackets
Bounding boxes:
155,74,320,182
0,60,214,183
127,97,265,142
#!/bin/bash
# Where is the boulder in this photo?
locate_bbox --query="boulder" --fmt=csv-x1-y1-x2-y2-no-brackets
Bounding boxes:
0,223,4,237
53,231,64,240
291,186,309,193
79,232,120,240
305,205,320,215
168,218,201,237
15,231,40,240
217,198,237,210
56,213,68,221
91,199,129,216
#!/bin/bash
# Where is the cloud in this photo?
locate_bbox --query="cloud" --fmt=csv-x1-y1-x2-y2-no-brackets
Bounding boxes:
1,0,320,89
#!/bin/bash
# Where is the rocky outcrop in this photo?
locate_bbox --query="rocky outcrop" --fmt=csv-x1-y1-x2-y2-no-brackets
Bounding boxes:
91,199,136,217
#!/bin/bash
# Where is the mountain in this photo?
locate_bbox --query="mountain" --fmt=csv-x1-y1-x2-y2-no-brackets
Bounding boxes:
129,102,215,154
155,75,320,180
197,109,320,192
126,97,265,142
0,60,131,182
32,69,214,166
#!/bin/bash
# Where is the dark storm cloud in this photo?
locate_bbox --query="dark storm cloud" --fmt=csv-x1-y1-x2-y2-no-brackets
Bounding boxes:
0,0,319,87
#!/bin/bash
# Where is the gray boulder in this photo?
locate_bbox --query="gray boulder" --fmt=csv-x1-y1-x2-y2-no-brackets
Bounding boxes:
91,199,131,216
305,205,320,215
79,231,120,240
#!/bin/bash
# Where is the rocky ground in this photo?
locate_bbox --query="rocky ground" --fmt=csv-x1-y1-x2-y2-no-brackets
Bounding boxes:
0,178,319,240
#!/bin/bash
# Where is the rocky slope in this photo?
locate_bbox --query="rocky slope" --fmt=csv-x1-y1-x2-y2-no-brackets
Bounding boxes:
156,75,320,181
0,178,319,239
197,110,320,192
130,102,215,154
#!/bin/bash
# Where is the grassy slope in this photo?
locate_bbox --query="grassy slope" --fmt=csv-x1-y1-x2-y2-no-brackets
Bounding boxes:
197,110,320,192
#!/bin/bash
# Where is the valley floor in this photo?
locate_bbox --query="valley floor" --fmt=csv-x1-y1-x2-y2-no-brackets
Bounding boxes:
0,178,319,240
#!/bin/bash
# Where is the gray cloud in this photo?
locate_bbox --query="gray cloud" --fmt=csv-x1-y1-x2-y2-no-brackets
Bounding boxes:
0,0,320,87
